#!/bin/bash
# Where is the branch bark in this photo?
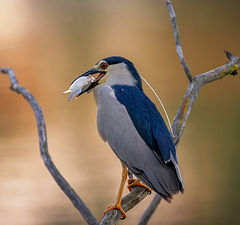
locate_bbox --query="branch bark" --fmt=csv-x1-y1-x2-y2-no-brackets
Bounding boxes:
172,54,239,146
166,0,193,82
100,187,150,225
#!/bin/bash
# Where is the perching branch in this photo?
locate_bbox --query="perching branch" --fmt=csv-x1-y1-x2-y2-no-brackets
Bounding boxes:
0,68,98,225
1,1,239,225
100,187,150,225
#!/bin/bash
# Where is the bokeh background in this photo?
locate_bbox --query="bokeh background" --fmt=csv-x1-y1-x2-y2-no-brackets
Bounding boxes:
0,0,240,224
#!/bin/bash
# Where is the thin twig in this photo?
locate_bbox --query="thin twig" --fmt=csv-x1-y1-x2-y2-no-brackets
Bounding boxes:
0,68,99,225
166,0,193,82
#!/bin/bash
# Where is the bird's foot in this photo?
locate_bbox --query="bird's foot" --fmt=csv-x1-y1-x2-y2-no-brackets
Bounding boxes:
127,179,152,193
103,203,126,220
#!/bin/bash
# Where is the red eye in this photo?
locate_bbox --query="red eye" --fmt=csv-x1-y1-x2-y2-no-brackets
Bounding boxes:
100,62,108,70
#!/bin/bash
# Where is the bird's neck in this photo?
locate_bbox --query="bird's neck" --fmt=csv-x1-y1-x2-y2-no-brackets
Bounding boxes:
93,84,116,106
105,68,138,87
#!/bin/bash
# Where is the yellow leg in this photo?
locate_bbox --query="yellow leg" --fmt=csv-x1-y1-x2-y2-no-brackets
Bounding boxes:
103,162,128,219
127,178,151,193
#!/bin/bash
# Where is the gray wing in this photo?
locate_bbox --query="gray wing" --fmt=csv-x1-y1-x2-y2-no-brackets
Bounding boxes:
96,86,182,199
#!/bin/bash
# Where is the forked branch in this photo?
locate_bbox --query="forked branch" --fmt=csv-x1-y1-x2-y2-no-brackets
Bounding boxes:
138,1,239,224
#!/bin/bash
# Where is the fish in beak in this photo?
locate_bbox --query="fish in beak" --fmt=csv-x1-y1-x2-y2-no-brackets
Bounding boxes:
63,68,106,102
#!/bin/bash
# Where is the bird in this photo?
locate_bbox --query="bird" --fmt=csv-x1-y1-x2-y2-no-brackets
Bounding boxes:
65,56,184,219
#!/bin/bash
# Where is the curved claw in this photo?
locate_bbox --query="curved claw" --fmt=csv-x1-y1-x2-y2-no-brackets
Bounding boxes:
127,179,151,193
103,203,126,220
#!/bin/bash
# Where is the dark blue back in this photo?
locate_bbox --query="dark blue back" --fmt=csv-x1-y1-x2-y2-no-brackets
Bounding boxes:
112,85,177,163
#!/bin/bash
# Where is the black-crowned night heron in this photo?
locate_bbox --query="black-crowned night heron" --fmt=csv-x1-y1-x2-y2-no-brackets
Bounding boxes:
64,56,184,219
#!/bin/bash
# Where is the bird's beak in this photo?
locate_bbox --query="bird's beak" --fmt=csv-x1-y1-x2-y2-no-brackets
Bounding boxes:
63,67,106,102
70,68,99,84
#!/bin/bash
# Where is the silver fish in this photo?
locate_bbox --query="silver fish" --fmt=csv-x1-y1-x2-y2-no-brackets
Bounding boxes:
63,75,95,102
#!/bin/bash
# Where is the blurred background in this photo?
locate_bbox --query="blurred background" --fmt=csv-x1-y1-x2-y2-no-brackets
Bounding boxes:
0,0,240,224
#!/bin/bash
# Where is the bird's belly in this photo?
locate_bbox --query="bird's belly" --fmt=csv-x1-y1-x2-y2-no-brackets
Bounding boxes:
95,85,149,163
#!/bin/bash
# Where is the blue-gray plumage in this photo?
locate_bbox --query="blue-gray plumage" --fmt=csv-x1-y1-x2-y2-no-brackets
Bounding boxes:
66,56,184,217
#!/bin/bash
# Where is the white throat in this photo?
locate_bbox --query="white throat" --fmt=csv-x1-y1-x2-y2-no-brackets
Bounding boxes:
105,63,137,87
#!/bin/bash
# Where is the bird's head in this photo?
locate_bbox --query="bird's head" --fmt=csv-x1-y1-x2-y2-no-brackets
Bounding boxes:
63,56,142,101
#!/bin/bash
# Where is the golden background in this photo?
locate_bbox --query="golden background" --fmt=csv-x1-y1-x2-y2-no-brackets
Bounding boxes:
0,0,240,224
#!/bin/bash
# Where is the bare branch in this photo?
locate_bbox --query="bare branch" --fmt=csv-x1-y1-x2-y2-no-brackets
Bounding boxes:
0,68,98,225
166,0,193,82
